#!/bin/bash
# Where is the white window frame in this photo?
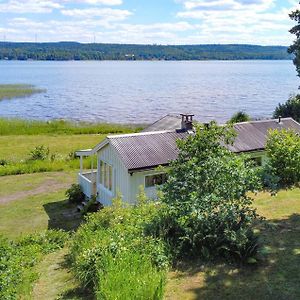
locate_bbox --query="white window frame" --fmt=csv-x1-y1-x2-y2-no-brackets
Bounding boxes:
99,159,113,195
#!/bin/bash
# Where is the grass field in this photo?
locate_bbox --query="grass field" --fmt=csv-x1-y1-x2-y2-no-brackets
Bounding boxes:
0,84,45,100
0,134,105,162
0,172,299,299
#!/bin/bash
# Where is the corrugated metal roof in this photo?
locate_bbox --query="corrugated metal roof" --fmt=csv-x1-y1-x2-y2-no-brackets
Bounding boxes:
143,114,182,132
95,117,300,172
227,118,300,153
108,130,188,171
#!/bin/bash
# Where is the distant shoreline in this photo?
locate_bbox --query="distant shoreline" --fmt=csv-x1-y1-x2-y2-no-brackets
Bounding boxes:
0,42,291,61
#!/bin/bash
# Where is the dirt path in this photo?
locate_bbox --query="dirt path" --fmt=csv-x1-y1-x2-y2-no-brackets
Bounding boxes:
32,247,92,300
0,178,73,204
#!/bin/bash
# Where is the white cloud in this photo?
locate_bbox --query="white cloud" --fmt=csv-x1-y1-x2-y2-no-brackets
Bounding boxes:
61,7,132,21
0,0,63,14
65,0,123,5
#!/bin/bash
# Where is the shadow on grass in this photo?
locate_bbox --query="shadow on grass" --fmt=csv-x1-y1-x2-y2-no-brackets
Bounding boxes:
43,199,82,232
170,214,300,300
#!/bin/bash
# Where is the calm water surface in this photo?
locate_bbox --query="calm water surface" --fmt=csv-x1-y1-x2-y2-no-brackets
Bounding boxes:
0,60,298,124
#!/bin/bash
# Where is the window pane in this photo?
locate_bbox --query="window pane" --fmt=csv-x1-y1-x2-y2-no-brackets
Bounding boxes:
145,173,167,188
104,163,107,188
109,165,112,191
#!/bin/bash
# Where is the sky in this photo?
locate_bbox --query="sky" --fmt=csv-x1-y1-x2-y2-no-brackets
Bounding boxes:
0,0,298,45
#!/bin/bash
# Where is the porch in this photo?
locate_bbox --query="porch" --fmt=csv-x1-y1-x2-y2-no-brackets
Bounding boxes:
76,149,97,199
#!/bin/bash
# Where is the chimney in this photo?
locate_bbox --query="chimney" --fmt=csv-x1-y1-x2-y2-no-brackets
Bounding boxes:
180,113,194,131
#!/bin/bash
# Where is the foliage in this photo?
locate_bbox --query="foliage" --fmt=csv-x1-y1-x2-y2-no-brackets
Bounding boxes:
0,42,291,61
28,145,50,161
149,122,261,262
288,6,300,78
228,111,250,123
273,95,300,122
0,84,44,101
70,200,168,299
0,230,68,299
266,129,300,187
0,118,137,135
66,184,85,204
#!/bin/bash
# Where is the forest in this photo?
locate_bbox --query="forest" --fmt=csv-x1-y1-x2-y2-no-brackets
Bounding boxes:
0,42,291,61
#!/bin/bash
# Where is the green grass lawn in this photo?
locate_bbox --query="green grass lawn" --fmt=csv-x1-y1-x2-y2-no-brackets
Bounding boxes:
165,189,300,300
0,172,80,239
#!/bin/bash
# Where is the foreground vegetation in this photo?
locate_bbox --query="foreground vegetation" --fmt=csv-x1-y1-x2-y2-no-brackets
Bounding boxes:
0,84,44,101
0,171,299,299
166,188,300,300
0,42,291,61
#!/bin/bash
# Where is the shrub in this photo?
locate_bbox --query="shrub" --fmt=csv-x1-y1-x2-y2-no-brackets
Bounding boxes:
273,95,300,122
228,111,250,124
266,128,300,187
150,122,261,262
66,184,85,204
0,158,8,166
70,200,168,299
28,145,49,161
0,230,68,299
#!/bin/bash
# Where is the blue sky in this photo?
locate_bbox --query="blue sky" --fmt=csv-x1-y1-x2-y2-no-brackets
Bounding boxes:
0,0,298,45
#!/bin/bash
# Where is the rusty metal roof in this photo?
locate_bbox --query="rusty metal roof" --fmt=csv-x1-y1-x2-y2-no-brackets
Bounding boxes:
142,114,182,132
108,130,188,171
227,118,300,153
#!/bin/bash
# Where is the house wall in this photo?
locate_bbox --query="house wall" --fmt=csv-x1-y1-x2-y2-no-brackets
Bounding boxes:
97,144,130,206
129,169,165,203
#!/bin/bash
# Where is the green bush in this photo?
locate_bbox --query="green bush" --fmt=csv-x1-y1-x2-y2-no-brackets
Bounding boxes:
228,111,250,124
66,184,85,204
70,201,168,299
273,95,300,122
0,230,68,299
28,145,49,161
266,128,300,187
149,122,261,262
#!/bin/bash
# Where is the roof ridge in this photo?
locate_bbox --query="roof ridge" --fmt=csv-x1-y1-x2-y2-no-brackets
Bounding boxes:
234,117,293,125
107,129,175,139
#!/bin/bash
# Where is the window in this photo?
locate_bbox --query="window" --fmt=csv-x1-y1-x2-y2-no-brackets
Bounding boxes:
145,173,167,188
249,156,262,167
99,160,113,191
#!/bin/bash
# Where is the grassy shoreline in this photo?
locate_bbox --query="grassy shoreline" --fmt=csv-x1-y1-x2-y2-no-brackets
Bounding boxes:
0,118,141,135
0,84,45,101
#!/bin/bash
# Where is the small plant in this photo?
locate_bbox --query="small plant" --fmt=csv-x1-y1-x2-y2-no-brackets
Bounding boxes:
29,145,49,161
0,158,8,166
66,184,85,204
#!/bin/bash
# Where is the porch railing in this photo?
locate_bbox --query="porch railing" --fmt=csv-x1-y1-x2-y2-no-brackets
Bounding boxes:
78,171,97,198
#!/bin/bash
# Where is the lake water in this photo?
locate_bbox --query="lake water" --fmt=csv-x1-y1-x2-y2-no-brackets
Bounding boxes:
0,60,298,124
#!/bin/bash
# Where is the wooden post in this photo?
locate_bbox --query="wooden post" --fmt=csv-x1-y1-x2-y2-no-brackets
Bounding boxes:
80,155,83,174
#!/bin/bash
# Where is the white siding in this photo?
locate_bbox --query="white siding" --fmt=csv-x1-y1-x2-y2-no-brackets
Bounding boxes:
129,170,163,203
97,144,130,206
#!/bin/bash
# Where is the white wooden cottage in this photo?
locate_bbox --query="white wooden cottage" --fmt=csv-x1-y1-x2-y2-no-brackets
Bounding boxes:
76,114,300,206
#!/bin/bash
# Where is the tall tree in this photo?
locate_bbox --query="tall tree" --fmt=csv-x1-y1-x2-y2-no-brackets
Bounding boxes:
288,4,300,77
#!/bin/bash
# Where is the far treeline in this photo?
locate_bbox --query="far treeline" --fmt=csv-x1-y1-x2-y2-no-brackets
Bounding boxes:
0,42,292,61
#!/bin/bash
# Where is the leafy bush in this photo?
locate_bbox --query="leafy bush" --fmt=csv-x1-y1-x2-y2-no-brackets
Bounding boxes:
28,145,49,161
266,128,300,187
0,230,68,299
0,158,8,166
66,184,85,204
273,95,300,122
70,200,168,299
149,122,261,262
228,111,250,123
